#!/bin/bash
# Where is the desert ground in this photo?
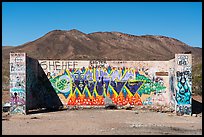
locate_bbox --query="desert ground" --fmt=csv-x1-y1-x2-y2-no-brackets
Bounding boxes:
2,95,202,135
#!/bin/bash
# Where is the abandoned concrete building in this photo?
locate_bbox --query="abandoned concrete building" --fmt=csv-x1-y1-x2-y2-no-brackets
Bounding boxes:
9,53,192,115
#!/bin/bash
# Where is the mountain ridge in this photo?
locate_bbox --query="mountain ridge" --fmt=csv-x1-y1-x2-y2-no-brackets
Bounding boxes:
2,29,202,93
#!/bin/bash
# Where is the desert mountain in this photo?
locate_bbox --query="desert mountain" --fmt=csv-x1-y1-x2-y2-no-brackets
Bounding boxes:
2,29,202,93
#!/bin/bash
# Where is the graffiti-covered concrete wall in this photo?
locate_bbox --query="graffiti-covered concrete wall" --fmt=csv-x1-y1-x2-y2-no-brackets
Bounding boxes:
9,53,192,115
10,53,26,114
175,54,192,115
38,60,171,107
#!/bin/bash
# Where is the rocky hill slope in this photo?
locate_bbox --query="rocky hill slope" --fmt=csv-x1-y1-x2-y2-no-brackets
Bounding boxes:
2,29,202,95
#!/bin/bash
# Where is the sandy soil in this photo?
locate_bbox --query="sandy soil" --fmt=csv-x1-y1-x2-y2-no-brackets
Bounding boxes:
2,92,202,135
2,107,202,135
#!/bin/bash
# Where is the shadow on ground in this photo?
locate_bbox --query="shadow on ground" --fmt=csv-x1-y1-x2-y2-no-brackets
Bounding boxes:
26,108,66,115
192,98,202,114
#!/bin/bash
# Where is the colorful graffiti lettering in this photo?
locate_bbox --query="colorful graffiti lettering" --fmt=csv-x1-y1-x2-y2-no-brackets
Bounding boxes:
48,66,166,106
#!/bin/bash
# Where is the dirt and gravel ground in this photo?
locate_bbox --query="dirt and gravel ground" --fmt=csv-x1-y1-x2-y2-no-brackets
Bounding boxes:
2,106,202,135
2,93,202,135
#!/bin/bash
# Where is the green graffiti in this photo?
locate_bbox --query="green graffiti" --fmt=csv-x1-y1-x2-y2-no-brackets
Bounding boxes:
49,78,57,85
136,74,151,82
49,79,58,93
56,79,68,90
136,73,166,96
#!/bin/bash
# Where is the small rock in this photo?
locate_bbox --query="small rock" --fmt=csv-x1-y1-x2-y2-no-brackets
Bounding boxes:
31,117,39,119
134,111,139,114
130,124,136,128
192,114,197,117
176,112,184,116
104,96,117,109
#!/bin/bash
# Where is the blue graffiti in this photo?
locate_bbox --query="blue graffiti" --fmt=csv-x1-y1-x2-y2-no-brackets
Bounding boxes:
176,71,191,105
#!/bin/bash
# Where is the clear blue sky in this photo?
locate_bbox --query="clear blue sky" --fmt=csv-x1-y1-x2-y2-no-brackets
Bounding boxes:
2,2,202,48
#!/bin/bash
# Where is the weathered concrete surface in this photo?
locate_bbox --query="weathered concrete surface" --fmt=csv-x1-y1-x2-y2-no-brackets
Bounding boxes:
9,53,26,114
